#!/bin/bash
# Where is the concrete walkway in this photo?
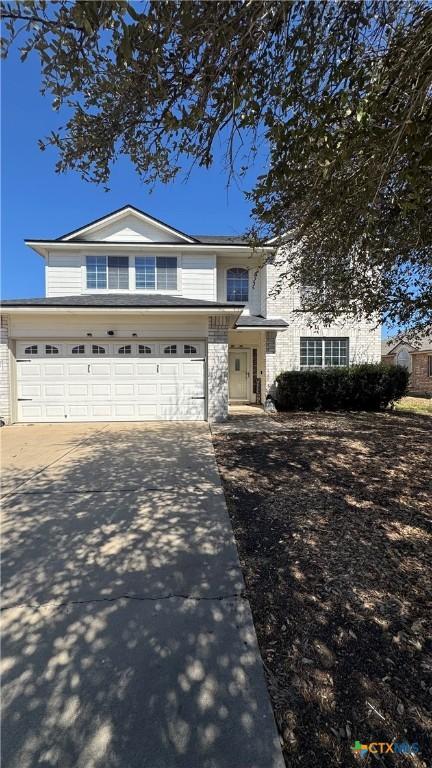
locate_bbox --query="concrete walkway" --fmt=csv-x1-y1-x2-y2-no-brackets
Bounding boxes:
1,423,284,768
211,404,289,434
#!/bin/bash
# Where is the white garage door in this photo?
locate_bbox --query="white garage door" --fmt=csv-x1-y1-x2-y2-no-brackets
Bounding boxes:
16,340,206,422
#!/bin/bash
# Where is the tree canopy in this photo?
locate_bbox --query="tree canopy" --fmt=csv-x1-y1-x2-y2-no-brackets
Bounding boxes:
2,1,432,335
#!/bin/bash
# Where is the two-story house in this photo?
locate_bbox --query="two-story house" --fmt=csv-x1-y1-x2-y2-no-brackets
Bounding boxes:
0,204,381,423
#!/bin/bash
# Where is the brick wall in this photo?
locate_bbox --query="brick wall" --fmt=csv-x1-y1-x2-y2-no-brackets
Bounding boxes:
410,352,432,394
0,315,11,424
207,316,232,422
265,331,277,396
264,260,382,386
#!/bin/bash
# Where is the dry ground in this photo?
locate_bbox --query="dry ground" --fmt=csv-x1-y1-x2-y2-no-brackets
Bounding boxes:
213,411,431,768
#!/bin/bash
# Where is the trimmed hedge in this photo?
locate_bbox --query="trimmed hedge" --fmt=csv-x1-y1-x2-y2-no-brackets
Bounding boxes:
274,363,409,411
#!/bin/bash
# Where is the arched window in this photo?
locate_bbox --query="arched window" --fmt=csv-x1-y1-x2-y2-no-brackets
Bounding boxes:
138,345,152,354
163,344,177,355
72,345,85,355
397,349,410,369
24,345,38,355
184,344,197,355
118,345,132,355
45,344,59,355
92,345,106,355
227,267,248,302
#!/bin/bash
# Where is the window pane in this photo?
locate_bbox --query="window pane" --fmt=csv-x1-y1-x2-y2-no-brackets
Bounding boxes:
139,345,152,354
118,345,131,355
72,345,85,354
25,345,38,355
324,338,349,366
108,256,129,289
136,257,156,289
163,344,177,355
184,344,197,354
45,344,59,355
227,268,248,302
86,256,107,289
156,257,177,290
92,345,106,355
300,338,322,367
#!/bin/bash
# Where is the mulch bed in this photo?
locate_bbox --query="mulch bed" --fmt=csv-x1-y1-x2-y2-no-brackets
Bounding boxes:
213,411,431,767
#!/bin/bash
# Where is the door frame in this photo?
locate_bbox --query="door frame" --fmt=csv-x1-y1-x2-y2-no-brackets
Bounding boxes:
228,347,252,402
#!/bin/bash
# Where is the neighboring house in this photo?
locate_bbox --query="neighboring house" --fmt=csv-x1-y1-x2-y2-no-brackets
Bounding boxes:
0,204,381,423
382,336,432,394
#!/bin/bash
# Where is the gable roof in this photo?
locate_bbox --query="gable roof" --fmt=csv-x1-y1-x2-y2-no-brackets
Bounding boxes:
382,336,432,355
58,204,199,244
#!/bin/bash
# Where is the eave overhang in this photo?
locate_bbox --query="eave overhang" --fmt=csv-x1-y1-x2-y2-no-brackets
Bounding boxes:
24,240,274,259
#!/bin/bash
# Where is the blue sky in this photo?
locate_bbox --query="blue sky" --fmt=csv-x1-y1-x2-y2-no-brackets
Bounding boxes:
1,49,262,299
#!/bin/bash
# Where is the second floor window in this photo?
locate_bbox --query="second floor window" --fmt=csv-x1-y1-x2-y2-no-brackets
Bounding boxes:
135,256,177,291
227,267,249,302
86,256,129,290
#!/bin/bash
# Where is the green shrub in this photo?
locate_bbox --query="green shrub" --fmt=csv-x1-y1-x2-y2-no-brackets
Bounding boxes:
275,363,409,411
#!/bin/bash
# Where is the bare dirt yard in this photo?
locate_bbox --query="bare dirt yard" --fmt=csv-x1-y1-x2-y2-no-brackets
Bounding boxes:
213,411,431,768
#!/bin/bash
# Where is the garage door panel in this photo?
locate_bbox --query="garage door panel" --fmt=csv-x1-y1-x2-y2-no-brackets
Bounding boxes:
113,404,136,418
113,383,135,397
136,363,158,376
159,363,178,375
136,383,158,396
45,405,65,418
92,405,113,417
16,341,206,422
113,363,134,376
136,404,158,418
18,383,41,398
68,384,89,396
183,362,205,378
19,363,41,378
67,364,88,376
91,384,111,397
43,364,64,377
68,405,91,418
44,384,66,398
91,363,111,376
19,404,44,419
160,383,177,395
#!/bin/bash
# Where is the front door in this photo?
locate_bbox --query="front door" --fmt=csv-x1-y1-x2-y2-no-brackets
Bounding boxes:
229,350,249,400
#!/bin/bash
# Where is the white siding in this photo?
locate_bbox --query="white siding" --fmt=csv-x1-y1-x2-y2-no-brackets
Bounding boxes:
9,313,208,340
217,256,264,315
84,214,184,243
0,316,11,423
46,253,82,296
181,254,216,301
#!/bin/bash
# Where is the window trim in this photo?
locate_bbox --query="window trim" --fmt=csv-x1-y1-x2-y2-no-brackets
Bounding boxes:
45,344,60,355
24,344,38,356
428,355,432,378
226,266,250,304
163,344,178,355
84,254,180,294
71,344,86,355
92,344,106,355
300,337,349,369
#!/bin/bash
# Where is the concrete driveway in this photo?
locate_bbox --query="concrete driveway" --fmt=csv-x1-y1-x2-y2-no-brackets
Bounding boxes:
1,423,284,768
